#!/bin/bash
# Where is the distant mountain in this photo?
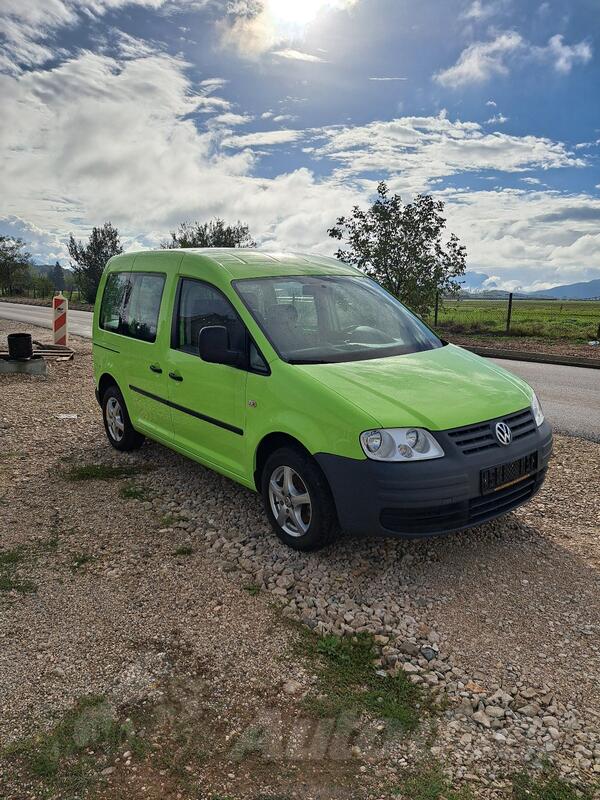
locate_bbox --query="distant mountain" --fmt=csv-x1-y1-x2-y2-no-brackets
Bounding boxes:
527,278,600,300
29,263,53,276
459,272,600,299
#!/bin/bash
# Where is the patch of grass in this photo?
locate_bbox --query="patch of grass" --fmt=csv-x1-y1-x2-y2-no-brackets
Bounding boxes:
160,513,178,527
37,534,59,552
243,583,261,596
428,299,600,342
0,574,37,593
62,464,151,482
512,770,594,800
172,546,194,557
6,695,136,792
0,548,23,567
393,764,474,799
298,631,424,732
119,483,150,500
70,552,94,571
0,547,36,593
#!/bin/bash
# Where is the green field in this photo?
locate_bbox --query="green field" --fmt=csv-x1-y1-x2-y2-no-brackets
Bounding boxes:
425,299,600,341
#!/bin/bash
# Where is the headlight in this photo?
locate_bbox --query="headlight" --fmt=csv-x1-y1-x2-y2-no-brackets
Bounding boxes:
360,428,445,462
531,392,544,427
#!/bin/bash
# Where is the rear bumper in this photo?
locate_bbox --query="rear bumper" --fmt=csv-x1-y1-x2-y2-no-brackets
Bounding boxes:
315,418,553,538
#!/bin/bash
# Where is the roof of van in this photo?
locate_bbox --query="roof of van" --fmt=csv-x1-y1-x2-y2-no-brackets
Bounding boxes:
109,248,363,280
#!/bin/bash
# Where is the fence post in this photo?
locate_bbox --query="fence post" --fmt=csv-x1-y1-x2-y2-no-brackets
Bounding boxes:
506,292,513,334
434,291,439,327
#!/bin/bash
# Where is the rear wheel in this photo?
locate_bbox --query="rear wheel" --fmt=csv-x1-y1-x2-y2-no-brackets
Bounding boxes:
261,446,338,551
101,385,145,452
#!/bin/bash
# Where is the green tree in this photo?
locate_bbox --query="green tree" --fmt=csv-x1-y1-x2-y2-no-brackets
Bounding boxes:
50,261,65,291
328,182,467,317
33,273,54,299
0,236,33,296
161,217,255,249
68,223,123,304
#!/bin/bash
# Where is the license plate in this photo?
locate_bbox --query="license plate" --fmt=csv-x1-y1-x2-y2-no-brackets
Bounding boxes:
480,452,538,495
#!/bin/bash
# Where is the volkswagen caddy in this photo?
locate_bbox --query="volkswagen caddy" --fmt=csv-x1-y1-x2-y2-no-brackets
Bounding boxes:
93,249,552,550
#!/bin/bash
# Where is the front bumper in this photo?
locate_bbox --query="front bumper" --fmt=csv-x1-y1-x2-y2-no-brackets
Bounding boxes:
315,415,553,538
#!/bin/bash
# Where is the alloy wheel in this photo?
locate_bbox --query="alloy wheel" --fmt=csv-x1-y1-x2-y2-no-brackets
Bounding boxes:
105,397,125,442
268,465,312,537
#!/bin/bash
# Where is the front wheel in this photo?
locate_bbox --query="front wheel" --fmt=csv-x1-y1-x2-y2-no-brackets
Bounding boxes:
261,447,338,551
101,385,145,452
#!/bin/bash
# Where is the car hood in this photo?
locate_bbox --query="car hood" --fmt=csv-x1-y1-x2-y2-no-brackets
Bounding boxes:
298,344,533,430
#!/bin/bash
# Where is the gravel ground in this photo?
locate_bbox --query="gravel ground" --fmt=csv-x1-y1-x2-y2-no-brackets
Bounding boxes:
1,319,599,799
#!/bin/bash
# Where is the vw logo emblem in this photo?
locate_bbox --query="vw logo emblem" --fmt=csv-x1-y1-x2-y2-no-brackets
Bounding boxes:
495,421,512,446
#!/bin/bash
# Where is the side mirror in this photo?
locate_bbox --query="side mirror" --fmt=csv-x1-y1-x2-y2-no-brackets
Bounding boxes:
198,325,243,367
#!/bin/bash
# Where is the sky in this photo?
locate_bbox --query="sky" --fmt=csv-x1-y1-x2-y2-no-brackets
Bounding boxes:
1,0,599,292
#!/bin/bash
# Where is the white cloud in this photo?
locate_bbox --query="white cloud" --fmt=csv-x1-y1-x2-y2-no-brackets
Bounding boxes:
434,31,523,88
272,49,326,63
1,30,598,286
0,215,66,263
313,112,583,188
521,177,541,185
462,0,505,21
435,31,592,88
544,34,592,73
574,139,600,150
0,47,360,257
0,0,170,71
199,77,228,90
222,129,304,148
486,113,508,124
486,99,497,106
368,76,408,81
440,188,600,283
207,112,253,127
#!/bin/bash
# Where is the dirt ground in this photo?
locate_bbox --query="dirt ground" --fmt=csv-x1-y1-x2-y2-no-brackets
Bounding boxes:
448,332,600,363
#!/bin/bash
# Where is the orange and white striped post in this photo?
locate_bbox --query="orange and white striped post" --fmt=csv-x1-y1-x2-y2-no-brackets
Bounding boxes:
52,293,68,346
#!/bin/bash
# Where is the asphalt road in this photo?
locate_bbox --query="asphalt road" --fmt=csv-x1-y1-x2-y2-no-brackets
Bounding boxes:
491,358,600,443
1,302,598,441
0,301,93,339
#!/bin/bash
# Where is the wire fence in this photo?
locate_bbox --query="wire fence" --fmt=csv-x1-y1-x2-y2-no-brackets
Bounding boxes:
1,287,84,303
424,293,600,342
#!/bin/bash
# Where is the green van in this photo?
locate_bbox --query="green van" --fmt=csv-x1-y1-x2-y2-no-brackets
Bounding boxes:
93,249,552,550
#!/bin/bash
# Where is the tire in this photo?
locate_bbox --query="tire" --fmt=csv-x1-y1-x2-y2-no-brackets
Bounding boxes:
101,385,145,452
261,446,338,551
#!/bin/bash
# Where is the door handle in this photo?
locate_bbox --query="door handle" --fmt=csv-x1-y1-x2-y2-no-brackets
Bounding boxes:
149,364,162,374
169,371,183,382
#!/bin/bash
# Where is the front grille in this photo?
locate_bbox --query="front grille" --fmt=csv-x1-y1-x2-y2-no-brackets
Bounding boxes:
380,468,545,535
380,502,466,534
447,407,537,455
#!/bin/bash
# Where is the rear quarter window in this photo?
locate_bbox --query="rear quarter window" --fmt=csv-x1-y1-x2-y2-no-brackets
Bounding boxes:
99,272,129,333
99,271,165,343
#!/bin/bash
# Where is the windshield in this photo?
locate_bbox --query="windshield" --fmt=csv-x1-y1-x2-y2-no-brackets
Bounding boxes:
233,275,443,363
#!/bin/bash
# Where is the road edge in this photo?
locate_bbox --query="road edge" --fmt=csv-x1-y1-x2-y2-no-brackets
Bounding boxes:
465,345,600,370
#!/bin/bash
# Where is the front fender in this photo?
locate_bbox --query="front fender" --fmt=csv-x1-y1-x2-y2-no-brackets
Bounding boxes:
245,364,378,474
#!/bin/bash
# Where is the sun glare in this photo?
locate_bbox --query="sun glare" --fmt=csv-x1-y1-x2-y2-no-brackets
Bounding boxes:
267,0,330,28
